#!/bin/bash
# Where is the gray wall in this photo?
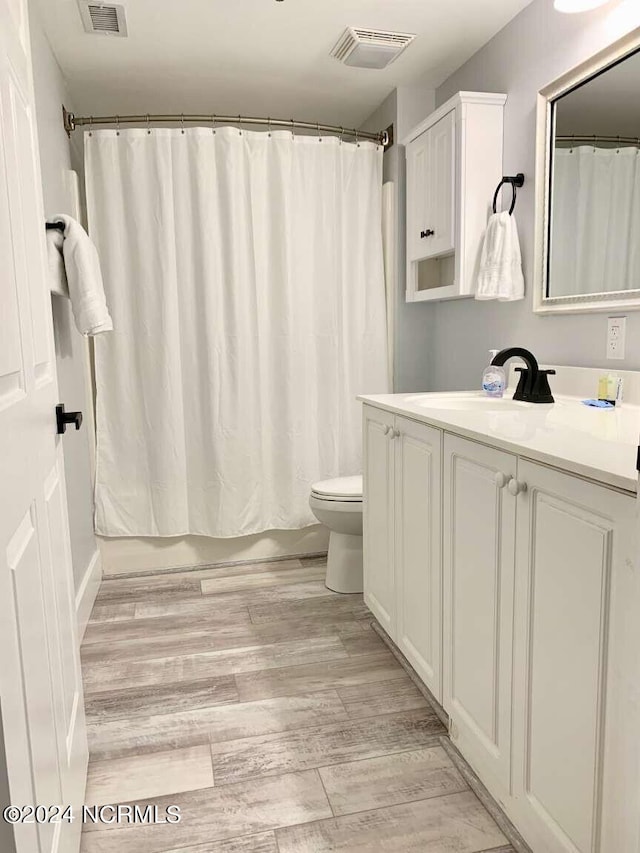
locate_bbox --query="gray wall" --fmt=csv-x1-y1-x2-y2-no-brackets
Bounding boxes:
361,86,436,392
30,8,98,591
423,0,640,391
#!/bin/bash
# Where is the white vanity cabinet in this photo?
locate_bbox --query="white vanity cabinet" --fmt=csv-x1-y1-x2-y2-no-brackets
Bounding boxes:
442,434,517,795
403,91,506,302
362,405,443,699
361,395,638,853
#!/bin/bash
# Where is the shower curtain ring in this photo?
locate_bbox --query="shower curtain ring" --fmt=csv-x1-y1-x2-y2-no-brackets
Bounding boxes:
116,115,120,136
267,117,271,138
146,114,151,134
181,113,185,134
88,116,93,137
238,115,242,136
317,121,322,142
592,134,596,152
339,127,344,145
355,129,360,147
211,114,216,135
570,134,574,153
617,135,621,153
290,118,295,138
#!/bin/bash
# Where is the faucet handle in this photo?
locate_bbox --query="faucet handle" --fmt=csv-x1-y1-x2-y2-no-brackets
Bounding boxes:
513,366,529,402
532,369,555,403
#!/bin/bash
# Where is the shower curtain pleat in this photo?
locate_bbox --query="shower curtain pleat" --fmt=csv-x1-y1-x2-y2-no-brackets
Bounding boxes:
550,146,640,296
85,127,389,537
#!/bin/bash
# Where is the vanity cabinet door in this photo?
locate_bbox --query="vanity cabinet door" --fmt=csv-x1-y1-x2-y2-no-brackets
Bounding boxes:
406,109,455,264
395,417,442,700
511,460,636,853
362,405,396,638
443,434,517,795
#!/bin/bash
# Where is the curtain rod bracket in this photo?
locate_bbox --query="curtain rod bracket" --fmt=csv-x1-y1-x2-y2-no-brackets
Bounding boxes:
63,105,75,137
381,123,394,150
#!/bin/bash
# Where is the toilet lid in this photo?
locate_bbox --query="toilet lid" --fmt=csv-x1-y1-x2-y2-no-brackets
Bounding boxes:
311,475,362,499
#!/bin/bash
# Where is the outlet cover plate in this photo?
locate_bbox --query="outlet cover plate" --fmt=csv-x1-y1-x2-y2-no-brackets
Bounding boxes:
607,316,626,360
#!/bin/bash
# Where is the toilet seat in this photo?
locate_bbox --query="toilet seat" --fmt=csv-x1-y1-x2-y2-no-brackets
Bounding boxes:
310,475,362,503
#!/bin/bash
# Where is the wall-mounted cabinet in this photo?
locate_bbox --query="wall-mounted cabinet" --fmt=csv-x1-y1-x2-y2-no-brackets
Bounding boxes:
403,91,506,302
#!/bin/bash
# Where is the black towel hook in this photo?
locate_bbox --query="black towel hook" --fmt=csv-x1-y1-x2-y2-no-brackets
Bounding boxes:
492,173,525,215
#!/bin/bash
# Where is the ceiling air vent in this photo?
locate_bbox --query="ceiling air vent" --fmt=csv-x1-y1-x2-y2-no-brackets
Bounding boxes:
330,27,415,69
78,2,128,37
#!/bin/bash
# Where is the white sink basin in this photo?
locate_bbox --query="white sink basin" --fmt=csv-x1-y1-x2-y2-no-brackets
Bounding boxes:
405,393,532,412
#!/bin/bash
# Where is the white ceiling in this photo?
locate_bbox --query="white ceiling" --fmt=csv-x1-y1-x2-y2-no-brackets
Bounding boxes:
37,0,532,128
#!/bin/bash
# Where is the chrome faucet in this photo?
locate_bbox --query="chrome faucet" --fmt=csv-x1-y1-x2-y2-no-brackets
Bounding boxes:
490,348,555,404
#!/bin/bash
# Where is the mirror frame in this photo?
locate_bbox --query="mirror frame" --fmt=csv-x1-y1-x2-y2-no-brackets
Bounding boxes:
534,26,640,315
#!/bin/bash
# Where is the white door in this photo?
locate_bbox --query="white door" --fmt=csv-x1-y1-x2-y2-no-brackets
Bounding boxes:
0,2,88,852
442,434,516,795
395,416,442,700
511,460,637,853
362,405,396,637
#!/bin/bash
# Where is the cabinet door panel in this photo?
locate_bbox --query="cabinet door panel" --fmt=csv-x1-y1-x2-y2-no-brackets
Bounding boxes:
363,406,395,637
443,434,516,792
406,129,430,264
428,109,455,258
406,110,455,264
395,417,442,699
511,460,636,853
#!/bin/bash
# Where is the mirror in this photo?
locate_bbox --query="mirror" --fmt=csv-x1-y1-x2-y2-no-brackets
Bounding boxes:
535,30,640,314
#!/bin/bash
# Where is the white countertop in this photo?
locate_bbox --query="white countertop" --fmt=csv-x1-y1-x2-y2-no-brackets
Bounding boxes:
358,390,640,494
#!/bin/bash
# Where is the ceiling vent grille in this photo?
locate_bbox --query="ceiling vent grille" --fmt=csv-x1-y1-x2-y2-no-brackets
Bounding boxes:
79,2,128,37
330,27,415,69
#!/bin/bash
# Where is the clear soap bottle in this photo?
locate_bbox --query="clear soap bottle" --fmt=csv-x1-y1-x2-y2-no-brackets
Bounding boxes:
482,349,506,398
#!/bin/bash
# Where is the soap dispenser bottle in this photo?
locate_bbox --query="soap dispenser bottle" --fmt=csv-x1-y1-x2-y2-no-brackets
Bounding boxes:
482,349,506,398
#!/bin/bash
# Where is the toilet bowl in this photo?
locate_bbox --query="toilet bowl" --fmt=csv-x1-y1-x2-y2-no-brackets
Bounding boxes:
309,475,363,594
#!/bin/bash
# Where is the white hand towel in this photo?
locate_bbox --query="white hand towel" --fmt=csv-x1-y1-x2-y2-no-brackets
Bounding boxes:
50,214,113,335
46,228,69,296
475,211,525,301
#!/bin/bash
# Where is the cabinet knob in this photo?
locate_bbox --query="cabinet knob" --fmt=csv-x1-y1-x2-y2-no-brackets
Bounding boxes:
495,472,510,489
420,229,435,239
389,428,400,439
507,479,528,496
383,425,391,435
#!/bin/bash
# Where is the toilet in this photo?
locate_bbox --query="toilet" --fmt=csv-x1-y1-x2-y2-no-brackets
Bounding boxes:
309,475,363,594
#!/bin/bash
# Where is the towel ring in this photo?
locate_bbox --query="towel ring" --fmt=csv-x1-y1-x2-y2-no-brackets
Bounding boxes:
492,173,524,216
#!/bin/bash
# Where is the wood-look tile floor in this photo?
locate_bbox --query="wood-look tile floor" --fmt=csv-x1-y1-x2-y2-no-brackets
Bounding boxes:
80,556,515,853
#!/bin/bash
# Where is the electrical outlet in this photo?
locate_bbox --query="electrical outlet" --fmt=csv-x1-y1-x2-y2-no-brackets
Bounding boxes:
607,316,626,360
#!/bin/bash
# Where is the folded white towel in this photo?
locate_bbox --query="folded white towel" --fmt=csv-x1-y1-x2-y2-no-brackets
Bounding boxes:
50,214,113,335
46,228,69,296
475,211,525,302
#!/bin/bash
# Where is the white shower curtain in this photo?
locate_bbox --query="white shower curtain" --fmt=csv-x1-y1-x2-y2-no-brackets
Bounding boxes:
550,146,640,296
86,127,389,537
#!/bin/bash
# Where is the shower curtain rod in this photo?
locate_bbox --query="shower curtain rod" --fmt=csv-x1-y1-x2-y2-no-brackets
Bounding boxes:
62,105,393,148
557,134,640,146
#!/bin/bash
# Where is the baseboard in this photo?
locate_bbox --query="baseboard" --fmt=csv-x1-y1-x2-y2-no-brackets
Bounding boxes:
98,526,330,576
100,551,328,581
75,549,102,641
